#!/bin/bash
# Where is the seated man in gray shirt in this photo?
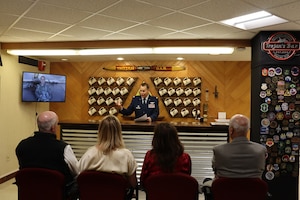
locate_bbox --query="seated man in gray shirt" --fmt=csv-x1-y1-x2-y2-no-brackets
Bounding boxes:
203,114,267,200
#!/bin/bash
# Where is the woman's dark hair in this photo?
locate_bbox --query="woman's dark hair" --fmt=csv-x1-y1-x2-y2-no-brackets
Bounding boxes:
151,123,184,172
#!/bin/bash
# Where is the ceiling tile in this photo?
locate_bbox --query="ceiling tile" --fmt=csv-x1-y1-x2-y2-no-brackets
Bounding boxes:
77,14,138,32
268,1,300,21
139,0,207,10
147,12,211,30
242,0,297,9
186,23,242,39
24,2,92,24
38,0,120,12
60,26,112,40
156,31,201,39
5,28,54,41
0,0,34,15
117,24,176,39
251,22,300,32
0,14,19,26
182,0,260,21
15,18,70,34
99,0,172,22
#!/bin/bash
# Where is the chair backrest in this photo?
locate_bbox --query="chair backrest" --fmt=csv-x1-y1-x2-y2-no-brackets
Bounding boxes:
211,177,268,200
77,170,129,200
15,168,66,200
143,173,199,200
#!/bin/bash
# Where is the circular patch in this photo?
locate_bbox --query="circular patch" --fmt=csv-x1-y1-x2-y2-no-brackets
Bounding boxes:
272,76,279,83
290,88,297,95
265,171,274,180
261,118,270,127
260,91,267,98
265,97,272,104
268,112,276,121
282,155,289,162
273,164,279,171
265,77,272,84
261,83,268,90
291,66,299,76
262,68,268,76
292,111,300,120
260,103,269,112
266,89,272,96
268,68,276,77
275,67,282,75
285,76,292,82
282,103,289,111
286,132,293,138
269,121,278,128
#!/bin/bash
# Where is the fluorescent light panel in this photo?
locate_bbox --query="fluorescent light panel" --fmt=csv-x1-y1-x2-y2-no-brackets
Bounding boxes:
8,47,234,56
7,49,77,55
221,11,288,30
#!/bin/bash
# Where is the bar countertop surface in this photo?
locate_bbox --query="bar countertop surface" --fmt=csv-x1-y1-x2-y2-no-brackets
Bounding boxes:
59,119,229,133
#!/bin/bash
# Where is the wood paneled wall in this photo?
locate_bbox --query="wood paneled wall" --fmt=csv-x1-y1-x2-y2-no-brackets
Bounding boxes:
50,61,251,122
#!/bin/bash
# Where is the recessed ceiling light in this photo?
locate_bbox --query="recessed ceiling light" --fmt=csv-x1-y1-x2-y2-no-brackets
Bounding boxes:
177,57,184,60
117,57,124,60
221,11,288,30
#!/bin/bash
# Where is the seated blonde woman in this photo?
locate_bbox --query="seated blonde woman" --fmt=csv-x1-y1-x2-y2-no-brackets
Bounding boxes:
78,115,137,200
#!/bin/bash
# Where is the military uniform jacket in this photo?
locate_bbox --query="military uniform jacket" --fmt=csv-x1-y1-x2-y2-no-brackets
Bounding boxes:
120,95,159,121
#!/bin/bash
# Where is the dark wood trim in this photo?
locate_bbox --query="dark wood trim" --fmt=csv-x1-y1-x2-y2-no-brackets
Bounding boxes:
2,39,251,49
0,171,17,184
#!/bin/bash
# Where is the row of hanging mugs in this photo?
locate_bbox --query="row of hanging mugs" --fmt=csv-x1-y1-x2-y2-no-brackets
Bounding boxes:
164,97,201,107
159,87,201,97
88,96,122,106
154,77,201,87
169,107,201,117
88,86,130,96
88,106,118,116
88,76,136,86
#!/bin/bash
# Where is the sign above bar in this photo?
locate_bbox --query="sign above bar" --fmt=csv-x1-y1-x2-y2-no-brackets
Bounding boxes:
103,65,186,71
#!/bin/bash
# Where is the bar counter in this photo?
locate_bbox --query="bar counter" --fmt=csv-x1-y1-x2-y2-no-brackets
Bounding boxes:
59,120,229,184
59,120,228,133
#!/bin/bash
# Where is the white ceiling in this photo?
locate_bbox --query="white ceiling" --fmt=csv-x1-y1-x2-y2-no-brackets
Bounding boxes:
2,0,300,62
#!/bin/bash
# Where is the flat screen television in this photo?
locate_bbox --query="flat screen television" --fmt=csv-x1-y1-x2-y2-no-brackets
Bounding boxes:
22,71,66,102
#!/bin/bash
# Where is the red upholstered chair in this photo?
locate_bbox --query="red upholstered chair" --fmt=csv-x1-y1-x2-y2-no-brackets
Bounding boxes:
77,170,130,200
211,177,269,200
143,173,199,200
15,168,66,200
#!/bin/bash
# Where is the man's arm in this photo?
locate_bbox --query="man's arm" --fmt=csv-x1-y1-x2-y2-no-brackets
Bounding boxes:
119,97,136,116
64,145,79,177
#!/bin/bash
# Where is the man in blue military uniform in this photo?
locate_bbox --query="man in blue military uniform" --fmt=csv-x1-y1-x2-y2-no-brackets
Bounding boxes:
116,82,159,122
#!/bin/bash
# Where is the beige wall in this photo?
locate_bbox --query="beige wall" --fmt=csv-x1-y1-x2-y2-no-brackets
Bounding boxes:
0,51,49,178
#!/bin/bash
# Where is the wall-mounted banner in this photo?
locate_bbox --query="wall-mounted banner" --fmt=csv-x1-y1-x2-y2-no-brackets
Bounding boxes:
103,65,185,71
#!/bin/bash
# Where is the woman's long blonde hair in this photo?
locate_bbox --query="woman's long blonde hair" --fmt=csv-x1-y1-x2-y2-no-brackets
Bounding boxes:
97,115,125,154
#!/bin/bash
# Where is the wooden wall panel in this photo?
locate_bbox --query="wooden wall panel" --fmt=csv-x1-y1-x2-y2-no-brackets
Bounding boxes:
50,61,251,122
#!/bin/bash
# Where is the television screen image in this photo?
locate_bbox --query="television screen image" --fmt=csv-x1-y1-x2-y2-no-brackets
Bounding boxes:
22,72,66,102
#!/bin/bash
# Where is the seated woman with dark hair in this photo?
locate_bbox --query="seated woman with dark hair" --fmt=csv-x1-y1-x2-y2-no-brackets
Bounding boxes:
140,122,192,186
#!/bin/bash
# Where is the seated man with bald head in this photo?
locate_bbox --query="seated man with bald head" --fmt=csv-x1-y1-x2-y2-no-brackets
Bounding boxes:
202,114,267,200
16,111,79,200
